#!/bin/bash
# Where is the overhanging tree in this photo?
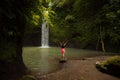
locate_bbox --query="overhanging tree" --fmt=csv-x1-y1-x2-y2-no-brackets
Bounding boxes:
0,0,42,79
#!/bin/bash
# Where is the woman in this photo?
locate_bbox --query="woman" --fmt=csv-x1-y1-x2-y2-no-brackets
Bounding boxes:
58,40,69,60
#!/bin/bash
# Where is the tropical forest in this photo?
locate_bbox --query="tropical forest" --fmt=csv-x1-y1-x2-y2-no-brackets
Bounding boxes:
0,0,120,80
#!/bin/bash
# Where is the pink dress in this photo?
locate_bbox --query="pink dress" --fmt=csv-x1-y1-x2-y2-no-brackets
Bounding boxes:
61,48,65,54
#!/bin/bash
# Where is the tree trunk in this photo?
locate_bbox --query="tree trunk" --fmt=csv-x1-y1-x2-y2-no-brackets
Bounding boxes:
15,35,27,73
0,16,28,80
0,36,27,80
96,35,100,50
100,25,106,52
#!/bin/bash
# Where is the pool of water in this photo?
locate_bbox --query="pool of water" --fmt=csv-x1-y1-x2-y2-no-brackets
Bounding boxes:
22,47,117,75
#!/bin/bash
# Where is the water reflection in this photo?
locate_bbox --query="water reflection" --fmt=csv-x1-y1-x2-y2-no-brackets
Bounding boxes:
23,47,61,75
39,48,50,73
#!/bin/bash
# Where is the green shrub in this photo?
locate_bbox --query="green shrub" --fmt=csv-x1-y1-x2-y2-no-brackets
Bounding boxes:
20,75,37,80
96,56,120,77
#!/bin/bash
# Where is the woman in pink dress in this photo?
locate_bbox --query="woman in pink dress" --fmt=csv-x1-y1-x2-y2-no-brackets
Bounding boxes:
58,40,69,60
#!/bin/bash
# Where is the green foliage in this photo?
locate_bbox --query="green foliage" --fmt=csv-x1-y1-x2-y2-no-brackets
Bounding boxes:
20,75,37,80
96,56,120,77
50,13,76,43
50,0,77,44
40,0,56,27
73,0,120,50
0,0,42,36
102,0,120,44
50,0,120,51
56,0,66,7
0,42,16,61
0,0,43,62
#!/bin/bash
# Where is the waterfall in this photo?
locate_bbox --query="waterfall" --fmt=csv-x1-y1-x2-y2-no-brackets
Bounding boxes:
41,20,49,48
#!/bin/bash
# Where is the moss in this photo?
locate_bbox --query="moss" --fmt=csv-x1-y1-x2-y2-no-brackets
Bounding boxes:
20,75,37,80
96,56,120,77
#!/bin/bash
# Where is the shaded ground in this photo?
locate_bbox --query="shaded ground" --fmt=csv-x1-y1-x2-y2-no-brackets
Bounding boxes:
35,56,120,80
